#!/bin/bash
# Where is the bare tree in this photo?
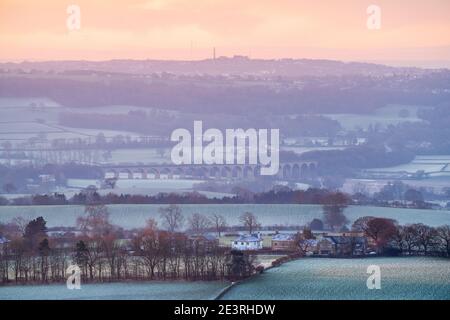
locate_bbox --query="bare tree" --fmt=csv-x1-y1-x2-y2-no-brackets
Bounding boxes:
436,225,450,256
391,225,406,253
133,222,161,279
353,217,397,252
188,213,211,235
412,223,436,255
102,233,121,280
159,204,184,233
322,192,350,231
401,225,418,255
323,205,348,231
145,218,158,231
84,240,103,281
211,214,227,237
77,204,114,237
239,212,260,234
297,231,314,256
76,205,116,280
12,217,28,236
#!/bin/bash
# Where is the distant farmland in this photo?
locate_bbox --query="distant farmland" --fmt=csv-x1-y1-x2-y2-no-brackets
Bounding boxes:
0,204,448,229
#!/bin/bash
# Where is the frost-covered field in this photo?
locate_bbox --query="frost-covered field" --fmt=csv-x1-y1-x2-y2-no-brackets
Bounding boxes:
0,123,142,143
66,178,205,190
0,122,59,133
66,104,174,115
103,148,170,164
1,258,447,300
0,204,448,229
343,177,450,194
367,155,450,174
324,104,426,130
0,98,146,145
65,178,234,198
0,281,228,300
221,257,450,300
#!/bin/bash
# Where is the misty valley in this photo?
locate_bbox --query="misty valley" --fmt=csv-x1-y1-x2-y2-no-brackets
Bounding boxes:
0,58,449,302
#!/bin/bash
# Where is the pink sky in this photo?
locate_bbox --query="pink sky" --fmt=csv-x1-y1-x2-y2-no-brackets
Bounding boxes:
1,0,450,67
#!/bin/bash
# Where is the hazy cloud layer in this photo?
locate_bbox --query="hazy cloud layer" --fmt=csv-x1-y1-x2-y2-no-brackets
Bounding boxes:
0,0,449,65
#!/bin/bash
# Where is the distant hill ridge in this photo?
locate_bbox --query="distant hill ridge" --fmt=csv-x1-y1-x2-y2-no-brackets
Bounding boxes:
0,56,442,77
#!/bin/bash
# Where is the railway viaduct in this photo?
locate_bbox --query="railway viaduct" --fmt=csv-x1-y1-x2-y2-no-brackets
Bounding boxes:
101,162,318,181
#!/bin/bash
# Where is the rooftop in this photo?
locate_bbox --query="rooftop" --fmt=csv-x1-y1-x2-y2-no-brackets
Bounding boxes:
272,233,296,241
235,234,262,242
325,236,367,245
0,236,10,244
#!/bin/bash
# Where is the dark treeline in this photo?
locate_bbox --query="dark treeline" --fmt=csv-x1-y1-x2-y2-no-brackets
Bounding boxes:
353,180,450,209
0,188,351,206
59,111,344,139
298,216,450,258
390,102,450,154
0,206,254,285
351,216,450,257
302,144,415,176
1,184,443,210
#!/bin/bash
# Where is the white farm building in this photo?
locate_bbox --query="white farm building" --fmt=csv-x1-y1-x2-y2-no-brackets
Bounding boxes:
231,233,263,251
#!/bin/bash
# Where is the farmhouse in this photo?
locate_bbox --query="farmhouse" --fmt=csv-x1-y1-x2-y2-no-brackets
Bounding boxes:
231,233,263,251
324,235,368,256
301,238,336,256
301,232,369,257
271,233,298,251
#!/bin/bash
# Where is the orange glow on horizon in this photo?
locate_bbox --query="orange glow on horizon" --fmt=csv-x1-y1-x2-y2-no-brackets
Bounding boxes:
0,0,449,67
